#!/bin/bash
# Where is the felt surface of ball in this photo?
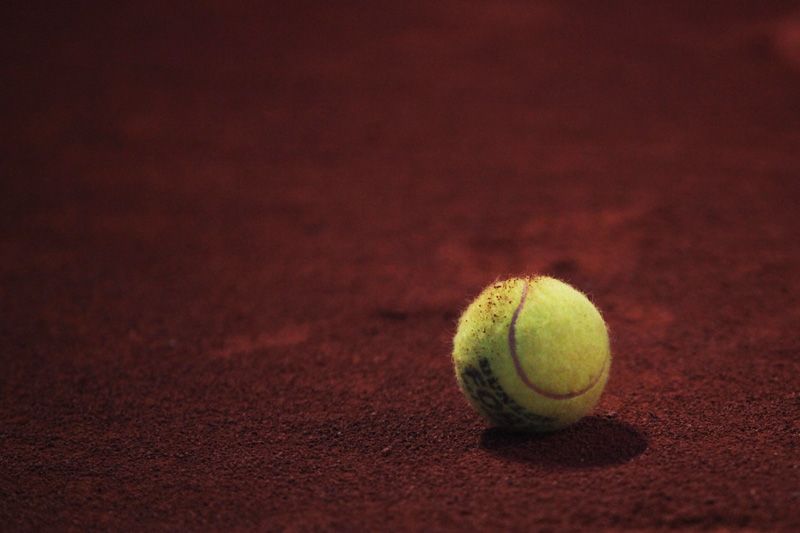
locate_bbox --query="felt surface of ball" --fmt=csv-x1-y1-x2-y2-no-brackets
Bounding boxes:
452,276,611,432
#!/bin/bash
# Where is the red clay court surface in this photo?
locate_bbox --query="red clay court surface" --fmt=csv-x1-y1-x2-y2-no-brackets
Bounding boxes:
2,1,800,530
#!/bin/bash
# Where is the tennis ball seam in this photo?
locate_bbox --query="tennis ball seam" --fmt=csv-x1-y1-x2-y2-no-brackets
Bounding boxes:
508,277,608,400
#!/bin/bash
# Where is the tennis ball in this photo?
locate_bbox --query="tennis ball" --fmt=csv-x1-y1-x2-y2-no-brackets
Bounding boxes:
452,276,611,432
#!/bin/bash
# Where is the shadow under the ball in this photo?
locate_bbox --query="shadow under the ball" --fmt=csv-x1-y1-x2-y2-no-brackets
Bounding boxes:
480,416,647,468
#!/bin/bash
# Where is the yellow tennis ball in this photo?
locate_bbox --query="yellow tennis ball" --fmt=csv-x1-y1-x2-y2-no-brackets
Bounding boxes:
452,276,611,432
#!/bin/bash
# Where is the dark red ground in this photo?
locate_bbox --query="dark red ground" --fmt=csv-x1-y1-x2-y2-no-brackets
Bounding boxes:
2,1,800,530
